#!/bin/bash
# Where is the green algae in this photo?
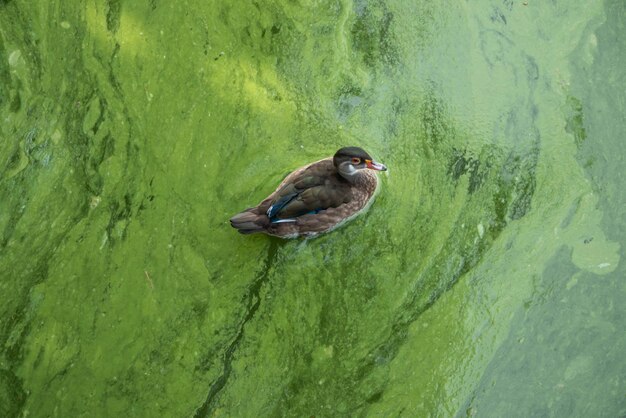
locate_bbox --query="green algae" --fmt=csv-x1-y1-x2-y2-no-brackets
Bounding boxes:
0,0,625,417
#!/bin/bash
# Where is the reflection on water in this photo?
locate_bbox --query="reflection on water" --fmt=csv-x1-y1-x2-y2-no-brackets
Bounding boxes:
0,0,624,416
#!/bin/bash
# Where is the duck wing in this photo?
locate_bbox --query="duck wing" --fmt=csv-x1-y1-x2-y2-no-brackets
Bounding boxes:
267,174,352,221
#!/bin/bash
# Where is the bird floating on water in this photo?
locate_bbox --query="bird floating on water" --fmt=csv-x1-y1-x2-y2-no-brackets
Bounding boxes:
230,146,387,238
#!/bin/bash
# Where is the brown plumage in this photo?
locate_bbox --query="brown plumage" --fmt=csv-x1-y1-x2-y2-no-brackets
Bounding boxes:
230,147,387,238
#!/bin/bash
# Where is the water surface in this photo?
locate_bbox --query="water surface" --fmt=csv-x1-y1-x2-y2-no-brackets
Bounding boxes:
0,0,624,417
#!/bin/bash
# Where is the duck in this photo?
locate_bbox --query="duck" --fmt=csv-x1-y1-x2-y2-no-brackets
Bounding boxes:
230,146,387,238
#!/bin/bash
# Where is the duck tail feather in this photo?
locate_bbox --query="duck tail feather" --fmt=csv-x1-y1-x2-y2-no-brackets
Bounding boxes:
230,210,269,234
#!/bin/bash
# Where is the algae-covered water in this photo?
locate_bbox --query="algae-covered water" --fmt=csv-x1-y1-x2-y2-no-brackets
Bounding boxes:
1,1,625,417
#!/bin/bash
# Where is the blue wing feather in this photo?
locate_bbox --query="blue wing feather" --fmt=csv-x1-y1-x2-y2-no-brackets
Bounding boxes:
267,192,299,219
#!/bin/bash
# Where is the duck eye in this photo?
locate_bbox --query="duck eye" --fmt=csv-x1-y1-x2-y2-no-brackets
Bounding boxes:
351,157,361,164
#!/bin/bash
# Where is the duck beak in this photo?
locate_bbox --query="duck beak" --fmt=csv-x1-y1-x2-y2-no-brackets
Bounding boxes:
366,159,387,171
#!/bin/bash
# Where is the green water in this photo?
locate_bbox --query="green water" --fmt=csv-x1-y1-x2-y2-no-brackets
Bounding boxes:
1,0,624,416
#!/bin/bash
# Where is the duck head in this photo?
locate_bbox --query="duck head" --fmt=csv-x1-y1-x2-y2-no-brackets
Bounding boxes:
333,146,387,180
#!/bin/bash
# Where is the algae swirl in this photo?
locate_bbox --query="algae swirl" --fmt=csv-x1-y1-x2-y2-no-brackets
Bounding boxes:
1,1,624,417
